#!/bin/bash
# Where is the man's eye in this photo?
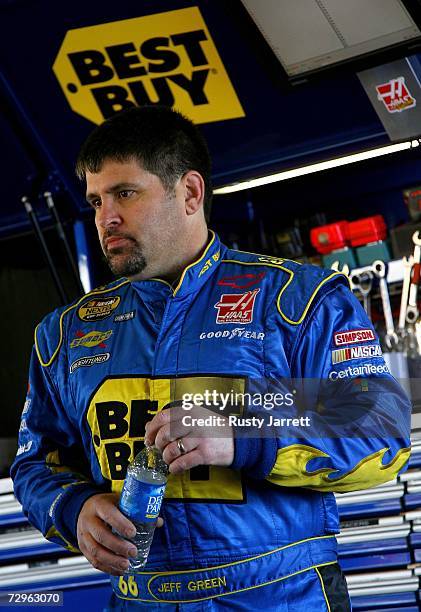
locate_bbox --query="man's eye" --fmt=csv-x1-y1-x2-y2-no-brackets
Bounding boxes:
119,190,134,199
91,199,101,209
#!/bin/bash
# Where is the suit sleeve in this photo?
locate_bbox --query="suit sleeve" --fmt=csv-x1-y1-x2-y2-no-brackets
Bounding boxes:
232,283,412,492
10,343,104,551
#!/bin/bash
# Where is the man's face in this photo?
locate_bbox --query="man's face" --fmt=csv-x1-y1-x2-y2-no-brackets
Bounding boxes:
86,158,185,280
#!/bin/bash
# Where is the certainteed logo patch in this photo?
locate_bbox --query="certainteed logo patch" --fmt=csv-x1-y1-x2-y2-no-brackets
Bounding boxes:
78,296,120,321
52,7,244,125
332,345,382,365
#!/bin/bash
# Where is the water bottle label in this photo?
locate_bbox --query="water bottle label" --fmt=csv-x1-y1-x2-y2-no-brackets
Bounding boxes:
120,476,166,523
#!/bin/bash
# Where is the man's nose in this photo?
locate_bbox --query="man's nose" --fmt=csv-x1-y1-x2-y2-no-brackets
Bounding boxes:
97,197,122,229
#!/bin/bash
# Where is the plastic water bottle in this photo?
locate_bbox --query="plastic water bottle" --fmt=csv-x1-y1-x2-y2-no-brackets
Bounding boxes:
118,446,168,571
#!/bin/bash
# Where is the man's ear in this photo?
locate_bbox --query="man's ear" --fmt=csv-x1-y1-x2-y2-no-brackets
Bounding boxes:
182,171,205,215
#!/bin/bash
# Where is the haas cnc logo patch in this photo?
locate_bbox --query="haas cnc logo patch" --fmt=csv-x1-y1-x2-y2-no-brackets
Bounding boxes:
214,289,259,324
376,76,416,113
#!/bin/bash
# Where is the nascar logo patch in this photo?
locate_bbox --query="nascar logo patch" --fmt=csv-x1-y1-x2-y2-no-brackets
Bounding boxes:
332,344,382,365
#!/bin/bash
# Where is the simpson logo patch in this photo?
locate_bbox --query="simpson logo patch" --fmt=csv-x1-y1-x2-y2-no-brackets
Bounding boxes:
332,345,382,365
70,330,113,348
334,329,376,346
78,296,120,321
214,289,259,324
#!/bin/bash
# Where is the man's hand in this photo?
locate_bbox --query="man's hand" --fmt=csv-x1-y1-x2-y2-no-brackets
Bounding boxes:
77,492,162,575
144,404,234,474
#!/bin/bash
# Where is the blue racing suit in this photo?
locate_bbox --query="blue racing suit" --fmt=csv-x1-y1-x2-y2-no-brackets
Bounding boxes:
11,231,411,610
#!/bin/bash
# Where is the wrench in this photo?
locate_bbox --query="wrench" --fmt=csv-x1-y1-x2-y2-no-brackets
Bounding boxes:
406,231,421,324
331,261,350,276
352,272,373,319
372,260,399,350
398,255,414,334
415,320,421,355
360,276,373,320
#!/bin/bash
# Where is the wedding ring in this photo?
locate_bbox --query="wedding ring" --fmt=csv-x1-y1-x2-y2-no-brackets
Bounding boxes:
177,438,187,454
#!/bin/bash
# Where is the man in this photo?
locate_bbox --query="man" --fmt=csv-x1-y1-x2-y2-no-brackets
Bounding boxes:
11,106,411,611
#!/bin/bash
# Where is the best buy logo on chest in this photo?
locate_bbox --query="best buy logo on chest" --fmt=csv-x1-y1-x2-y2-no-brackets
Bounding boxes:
52,7,244,125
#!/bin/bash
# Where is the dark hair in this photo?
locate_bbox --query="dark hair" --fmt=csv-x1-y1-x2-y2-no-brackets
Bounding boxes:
76,105,212,221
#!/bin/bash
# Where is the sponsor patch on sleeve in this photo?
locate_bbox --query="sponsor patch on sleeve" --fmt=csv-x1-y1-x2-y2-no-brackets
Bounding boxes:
334,328,376,346
332,344,382,365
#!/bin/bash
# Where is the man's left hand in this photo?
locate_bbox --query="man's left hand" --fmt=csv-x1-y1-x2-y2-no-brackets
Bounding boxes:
144,404,234,474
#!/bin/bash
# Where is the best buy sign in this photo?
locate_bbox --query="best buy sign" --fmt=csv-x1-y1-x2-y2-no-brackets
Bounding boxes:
52,7,245,125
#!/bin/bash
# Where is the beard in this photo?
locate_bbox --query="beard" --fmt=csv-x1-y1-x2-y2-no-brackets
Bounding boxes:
103,235,147,277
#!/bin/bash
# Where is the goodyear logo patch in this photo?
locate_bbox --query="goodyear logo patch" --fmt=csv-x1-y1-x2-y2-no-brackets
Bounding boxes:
52,7,244,125
70,330,113,348
332,344,382,365
78,296,120,321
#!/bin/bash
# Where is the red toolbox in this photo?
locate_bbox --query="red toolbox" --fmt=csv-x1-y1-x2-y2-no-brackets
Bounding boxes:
347,215,387,247
310,221,349,254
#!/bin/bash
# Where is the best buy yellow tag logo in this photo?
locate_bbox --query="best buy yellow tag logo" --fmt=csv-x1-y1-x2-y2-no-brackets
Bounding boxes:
52,7,245,125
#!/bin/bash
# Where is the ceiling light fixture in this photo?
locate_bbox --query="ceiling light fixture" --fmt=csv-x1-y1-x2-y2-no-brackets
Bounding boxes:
213,140,420,195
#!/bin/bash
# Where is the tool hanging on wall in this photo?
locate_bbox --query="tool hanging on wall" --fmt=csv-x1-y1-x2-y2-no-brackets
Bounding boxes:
332,261,374,319
398,255,414,337
372,259,411,385
21,195,68,305
330,261,349,275
372,260,399,351
43,191,85,295
350,270,373,320
396,254,420,358
406,231,421,325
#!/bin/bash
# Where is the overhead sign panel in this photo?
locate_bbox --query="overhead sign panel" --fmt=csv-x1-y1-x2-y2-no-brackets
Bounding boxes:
358,57,421,140
52,6,244,125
